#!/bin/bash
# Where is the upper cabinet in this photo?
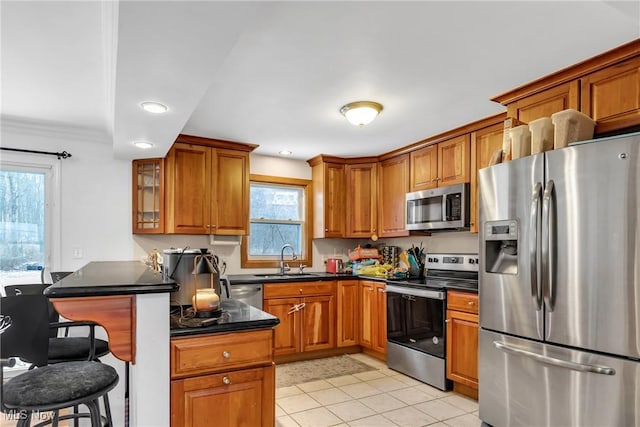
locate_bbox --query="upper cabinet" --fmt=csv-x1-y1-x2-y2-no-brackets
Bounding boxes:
163,135,255,235
470,115,507,233
502,81,579,124
345,161,378,238
492,39,640,134
308,156,346,238
410,135,470,192
580,56,640,134
132,158,165,234
377,154,409,238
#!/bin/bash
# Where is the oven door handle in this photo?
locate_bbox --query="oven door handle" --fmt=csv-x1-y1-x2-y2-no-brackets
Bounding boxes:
385,284,445,300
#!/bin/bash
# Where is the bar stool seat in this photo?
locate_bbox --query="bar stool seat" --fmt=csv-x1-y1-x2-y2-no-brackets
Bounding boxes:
3,361,117,408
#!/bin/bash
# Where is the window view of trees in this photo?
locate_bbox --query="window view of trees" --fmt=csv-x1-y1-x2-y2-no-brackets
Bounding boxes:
0,170,45,279
249,183,304,257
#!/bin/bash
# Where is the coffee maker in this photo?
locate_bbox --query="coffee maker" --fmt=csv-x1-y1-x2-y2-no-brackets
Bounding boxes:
163,248,224,309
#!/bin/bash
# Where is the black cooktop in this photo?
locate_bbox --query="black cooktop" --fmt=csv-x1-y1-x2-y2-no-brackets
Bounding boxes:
387,269,478,292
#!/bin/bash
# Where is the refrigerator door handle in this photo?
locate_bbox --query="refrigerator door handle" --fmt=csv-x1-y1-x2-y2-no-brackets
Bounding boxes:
530,182,543,311
541,180,556,312
493,341,616,375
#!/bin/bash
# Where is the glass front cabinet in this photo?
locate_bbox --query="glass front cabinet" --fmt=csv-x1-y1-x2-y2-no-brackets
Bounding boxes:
132,158,165,234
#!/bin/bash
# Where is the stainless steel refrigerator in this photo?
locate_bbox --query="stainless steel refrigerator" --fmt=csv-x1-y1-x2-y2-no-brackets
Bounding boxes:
478,132,640,427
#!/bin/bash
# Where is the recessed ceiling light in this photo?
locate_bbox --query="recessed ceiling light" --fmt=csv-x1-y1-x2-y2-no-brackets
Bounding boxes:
140,101,168,114
279,150,293,156
133,140,154,149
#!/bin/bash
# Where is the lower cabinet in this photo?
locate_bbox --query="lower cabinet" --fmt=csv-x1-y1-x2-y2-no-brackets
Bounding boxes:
360,280,387,355
170,328,275,427
263,281,336,356
446,290,479,399
337,280,359,347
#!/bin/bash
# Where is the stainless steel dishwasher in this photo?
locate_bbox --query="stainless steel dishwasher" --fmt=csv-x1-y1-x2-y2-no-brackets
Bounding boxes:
228,283,263,310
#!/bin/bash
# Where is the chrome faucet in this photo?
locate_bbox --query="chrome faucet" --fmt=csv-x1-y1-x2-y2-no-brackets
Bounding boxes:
279,244,297,275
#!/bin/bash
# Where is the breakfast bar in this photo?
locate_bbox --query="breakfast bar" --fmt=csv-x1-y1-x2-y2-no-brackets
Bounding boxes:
44,260,281,427
44,261,179,427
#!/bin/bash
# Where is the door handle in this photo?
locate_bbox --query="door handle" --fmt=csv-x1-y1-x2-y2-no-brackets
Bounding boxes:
530,182,542,311
493,341,615,375
541,180,555,312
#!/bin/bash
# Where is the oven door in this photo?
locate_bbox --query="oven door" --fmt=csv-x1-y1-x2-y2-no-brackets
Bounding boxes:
386,284,446,358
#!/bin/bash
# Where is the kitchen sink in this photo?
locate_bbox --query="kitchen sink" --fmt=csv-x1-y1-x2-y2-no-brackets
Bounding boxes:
252,273,317,280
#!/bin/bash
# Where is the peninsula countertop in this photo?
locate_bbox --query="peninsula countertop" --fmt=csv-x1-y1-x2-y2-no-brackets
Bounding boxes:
43,260,178,298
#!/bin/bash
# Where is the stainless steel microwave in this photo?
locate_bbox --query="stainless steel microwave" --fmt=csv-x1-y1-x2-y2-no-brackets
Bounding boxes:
405,183,470,231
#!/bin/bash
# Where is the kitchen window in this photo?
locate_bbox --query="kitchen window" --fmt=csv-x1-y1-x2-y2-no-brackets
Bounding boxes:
241,175,312,269
0,153,60,288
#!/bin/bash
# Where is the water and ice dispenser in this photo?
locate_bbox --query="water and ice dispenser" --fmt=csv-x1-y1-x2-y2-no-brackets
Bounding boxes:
484,220,519,275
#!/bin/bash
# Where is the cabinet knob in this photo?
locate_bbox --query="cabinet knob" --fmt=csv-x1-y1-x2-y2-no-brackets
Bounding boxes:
299,289,303,294
222,351,230,359
468,301,475,305
378,288,385,293
325,228,329,232
222,376,231,385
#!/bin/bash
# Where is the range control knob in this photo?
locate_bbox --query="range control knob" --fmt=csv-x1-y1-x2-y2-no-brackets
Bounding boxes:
427,257,433,262
475,258,479,264
434,258,439,263
469,259,475,264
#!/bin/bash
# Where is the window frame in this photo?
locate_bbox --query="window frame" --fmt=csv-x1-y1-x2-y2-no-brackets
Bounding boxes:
0,152,61,280
241,174,312,269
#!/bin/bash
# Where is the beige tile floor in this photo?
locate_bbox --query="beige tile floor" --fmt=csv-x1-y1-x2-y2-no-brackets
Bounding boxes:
276,353,480,427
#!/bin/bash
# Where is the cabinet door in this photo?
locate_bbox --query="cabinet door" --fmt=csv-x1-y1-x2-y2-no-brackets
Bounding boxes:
263,297,300,356
410,145,438,191
301,294,336,352
132,158,165,234
345,163,377,238
377,154,409,237
373,283,387,354
506,81,579,124
165,143,212,234
337,280,359,347
470,121,504,233
359,281,375,349
438,135,470,186
446,309,479,389
581,56,640,134
171,366,274,427
214,149,249,235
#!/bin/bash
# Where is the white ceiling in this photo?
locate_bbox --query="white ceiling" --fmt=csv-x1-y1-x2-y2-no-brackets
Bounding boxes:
2,1,639,161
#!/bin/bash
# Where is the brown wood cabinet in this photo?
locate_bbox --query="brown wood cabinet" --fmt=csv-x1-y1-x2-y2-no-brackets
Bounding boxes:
170,328,275,427
377,154,409,238
503,81,580,124
493,39,640,135
359,280,386,355
470,118,506,232
409,144,438,191
337,280,359,347
308,157,346,238
263,281,336,356
438,135,471,187
345,162,378,238
446,290,479,400
132,158,164,234
580,56,640,134
164,136,253,235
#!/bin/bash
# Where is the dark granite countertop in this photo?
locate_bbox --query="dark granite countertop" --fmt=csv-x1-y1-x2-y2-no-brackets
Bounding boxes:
44,261,178,298
227,272,384,285
170,299,279,337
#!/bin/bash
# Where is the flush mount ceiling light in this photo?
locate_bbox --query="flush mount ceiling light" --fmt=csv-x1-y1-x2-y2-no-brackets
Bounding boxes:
279,150,293,156
140,101,168,114
340,101,383,127
132,140,154,149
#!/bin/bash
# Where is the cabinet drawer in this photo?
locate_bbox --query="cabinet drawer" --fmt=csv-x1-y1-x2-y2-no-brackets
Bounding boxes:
171,329,273,379
264,281,335,298
447,290,478,314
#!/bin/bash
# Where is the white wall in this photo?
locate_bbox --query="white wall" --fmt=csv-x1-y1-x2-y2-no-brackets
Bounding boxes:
1,126,135,271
